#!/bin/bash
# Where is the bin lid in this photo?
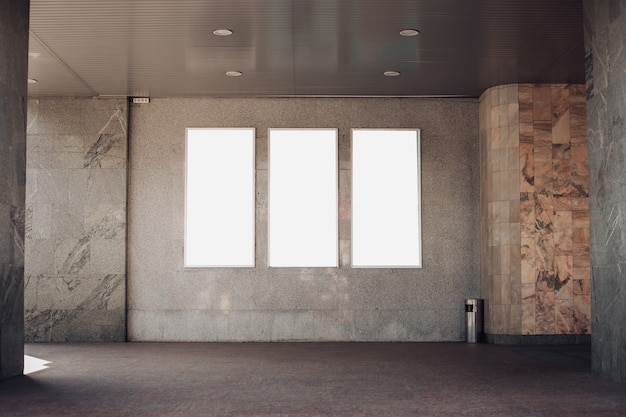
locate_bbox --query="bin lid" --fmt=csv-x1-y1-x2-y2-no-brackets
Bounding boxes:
465,298,480,305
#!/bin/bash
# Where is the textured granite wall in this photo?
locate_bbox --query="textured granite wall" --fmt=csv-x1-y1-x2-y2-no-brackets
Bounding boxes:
584,0,626,383
0,0,28,380
24,97,128,342
480,84,591,341
128,97,479,341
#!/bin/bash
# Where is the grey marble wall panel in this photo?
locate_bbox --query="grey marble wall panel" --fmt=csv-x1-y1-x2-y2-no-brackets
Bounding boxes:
24,97,128,342
128,97,479,342
0,0,28,380
584,0,626,383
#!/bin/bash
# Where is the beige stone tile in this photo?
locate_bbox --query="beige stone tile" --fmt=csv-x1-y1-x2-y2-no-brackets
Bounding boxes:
499,105,509,129
572,223,590,245
572,209,590,224
510,244,521,279
491,173,500,201
522,283,536,299
490,127,501,151
520,193,535,238
570,175,589,197
520,122,534,143
508,100,520,125
533,86,552,121
522,297,536,335
499,200,509,224
572,243,590,268
536,269,557,292
533,123,553,162
571,143,589,177
551,86,571,145
570,102,588,138
498,172,510,203
553,195,572,211
520,143,534,193
492,275,502,304
569,84,586,102
555,277,573,301
555,255,573,284
573,295,591,334
519,105,534,125
509,199,520,222
572,197,589,211
535,192,554,230
521,237,535,284
535,290,555,334
491,106,500,130
573,278,591,296
507,147,520,173
488,201,497,223
490,88,500,107
508,121,520,148
502,84,519,105
572,267,591,281
555,299,574,334
534,162,553,192
501,272,511,305
552,109,571,145
553,211,573,254
534,233,555,275
509,222,521,245
510,304,523,335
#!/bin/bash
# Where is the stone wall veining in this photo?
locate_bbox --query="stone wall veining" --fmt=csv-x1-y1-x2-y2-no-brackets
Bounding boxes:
24,97,128,342
480,84,591,340
584,0,626,383
128,97,480,342
0,0,29,379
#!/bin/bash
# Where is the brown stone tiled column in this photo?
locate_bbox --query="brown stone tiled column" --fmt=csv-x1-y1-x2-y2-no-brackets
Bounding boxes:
480,84,591,342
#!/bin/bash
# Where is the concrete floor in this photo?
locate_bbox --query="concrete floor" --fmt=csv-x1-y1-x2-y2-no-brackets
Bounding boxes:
0,343,624,416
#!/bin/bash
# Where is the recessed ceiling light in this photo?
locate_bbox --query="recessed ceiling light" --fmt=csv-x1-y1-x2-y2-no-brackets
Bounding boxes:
383,71,401,77
400,29,420,37
225,71,242,77
27,78,38,84
213,29,233,36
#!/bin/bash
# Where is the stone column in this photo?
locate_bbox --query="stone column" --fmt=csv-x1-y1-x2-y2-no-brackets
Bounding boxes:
584,0,626,383
479,84,591,343
0,0,29,380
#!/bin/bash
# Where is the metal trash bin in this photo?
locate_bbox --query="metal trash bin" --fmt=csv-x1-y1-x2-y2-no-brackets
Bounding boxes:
465,298,484,343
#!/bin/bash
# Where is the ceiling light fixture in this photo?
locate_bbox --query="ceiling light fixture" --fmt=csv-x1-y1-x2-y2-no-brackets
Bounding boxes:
400,29,420,37
27,78,38,84
225,71,242,77
384,71,401,77
213,29,233,36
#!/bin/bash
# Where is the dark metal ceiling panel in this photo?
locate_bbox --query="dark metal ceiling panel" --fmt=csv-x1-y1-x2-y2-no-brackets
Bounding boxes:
27,0,584,98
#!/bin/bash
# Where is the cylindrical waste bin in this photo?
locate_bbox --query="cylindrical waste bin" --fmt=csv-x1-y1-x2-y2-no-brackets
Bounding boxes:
465,298,484,343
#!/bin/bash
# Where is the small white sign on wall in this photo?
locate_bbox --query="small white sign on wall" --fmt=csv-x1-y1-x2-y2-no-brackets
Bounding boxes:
268,128,338,267
352,129,422,268
185,128,256,267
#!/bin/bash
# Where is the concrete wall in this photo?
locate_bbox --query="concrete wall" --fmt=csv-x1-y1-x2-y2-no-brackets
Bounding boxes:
479,84,591,343
128,97,480,341
584,0,626,383
24,97,128,342
0,0,28,379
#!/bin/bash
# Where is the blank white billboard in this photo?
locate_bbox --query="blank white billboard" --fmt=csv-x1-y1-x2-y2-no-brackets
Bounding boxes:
268,129,338,267
352,129,422,268
185,128,255,267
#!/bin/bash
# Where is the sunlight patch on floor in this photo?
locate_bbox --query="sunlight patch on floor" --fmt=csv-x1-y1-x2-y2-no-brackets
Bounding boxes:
24,355,51,375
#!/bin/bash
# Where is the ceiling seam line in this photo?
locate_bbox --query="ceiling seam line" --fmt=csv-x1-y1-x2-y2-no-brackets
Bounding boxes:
29,29,100,96
534,39,585,83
